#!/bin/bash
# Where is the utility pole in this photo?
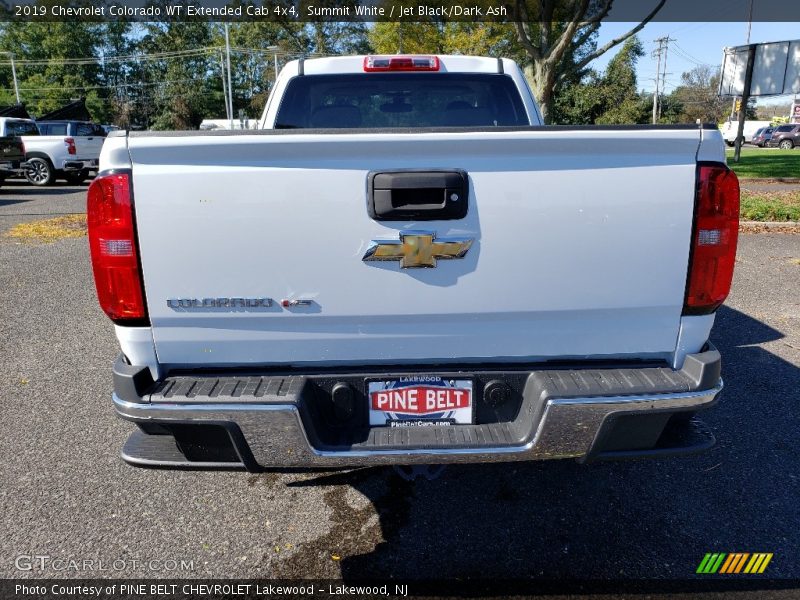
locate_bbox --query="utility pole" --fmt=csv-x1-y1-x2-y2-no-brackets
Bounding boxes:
735,0,754,129
219,52,229,122
1,52,20,104
9,53,19,104
658,37,674,121
651,45,662,123
224,24,234,130
651,37,676,123
733,44,756,163
398,23,404,54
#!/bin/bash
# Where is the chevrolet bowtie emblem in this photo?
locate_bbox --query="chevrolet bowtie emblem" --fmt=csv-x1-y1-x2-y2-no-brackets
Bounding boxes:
362,231,474,269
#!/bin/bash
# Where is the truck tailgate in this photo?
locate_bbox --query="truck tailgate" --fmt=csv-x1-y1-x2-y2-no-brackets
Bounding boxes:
75,135,103,161
0,136,24,164
127,128,700,367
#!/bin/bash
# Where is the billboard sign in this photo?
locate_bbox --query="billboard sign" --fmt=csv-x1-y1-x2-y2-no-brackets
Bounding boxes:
719,40,800,97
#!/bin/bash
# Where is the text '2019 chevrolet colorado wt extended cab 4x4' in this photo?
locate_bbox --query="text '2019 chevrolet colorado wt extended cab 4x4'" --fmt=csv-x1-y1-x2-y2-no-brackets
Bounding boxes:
90,55,739,470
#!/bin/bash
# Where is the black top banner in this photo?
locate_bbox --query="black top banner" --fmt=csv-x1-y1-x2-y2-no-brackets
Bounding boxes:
1,0,800,23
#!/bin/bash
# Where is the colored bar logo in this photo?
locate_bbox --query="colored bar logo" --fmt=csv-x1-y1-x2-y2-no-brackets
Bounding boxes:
696,553,773,574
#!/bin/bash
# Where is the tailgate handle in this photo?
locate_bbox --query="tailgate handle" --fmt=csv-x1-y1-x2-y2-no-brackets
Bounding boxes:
368,170,468,221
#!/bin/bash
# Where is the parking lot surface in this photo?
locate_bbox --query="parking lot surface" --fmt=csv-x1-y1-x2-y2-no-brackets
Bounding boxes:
1,181,798,591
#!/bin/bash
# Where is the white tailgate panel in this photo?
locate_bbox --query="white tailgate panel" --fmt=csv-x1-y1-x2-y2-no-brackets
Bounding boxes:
129,130,699,366
77,136,104,159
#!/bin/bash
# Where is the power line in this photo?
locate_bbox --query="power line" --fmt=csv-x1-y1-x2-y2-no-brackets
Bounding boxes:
0,78,212,93
0,46,316,68
0,47,224,67
672,43,712,67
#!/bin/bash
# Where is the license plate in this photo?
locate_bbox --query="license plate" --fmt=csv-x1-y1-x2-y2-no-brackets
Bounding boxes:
0,162,11,171
368,377,473,427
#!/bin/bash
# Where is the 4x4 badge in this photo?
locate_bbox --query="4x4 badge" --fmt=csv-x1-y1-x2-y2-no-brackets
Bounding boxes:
362,231,473,269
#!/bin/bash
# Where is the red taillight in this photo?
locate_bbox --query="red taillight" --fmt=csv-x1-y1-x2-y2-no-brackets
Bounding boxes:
20,140,25,156
684,163,740,314
87,172,148,323
363,55,440,72
65,137,76,155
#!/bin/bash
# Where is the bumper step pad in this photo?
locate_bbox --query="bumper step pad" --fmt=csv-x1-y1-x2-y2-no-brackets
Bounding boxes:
122,429,246,470
593,416,716,461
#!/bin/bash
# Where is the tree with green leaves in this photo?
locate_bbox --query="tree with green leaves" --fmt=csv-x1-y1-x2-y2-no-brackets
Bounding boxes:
0,14,109,120
137,20,225,130
210,22,288,120
96,21,134,126
553,37,649,125
512,0,666,122
221,18,369,120
370,22,517,58
666,65,731,125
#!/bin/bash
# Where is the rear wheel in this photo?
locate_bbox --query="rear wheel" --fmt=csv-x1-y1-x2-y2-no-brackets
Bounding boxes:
779,139,794,150
725,140,735,147
63,169,89,185
25,157,55,186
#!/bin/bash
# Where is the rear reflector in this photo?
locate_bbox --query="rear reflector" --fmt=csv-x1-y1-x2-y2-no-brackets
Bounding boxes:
684,163,740,315
100,239,133,256
87,172,148,324
364,55,440,72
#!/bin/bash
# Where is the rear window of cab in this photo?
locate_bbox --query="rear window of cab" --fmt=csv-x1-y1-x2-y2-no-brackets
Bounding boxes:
6,120,40,136
274,73,529,129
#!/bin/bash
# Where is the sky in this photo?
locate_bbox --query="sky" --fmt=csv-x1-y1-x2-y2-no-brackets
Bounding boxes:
592,21,800,105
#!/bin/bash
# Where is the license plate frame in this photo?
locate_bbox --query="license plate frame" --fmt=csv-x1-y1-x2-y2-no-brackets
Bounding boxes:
367,376,474,427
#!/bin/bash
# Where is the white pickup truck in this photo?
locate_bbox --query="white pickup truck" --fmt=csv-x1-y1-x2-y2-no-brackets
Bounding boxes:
0,117,104,185
91,55,740,470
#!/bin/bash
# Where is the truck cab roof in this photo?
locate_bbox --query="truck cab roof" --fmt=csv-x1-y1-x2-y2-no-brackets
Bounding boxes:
287,54,511,75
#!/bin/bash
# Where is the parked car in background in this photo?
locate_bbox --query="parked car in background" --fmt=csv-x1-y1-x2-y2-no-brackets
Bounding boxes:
721,119,771,146
0,117,106,186
0,134,27,189
750,127,774,147
767,124,800,149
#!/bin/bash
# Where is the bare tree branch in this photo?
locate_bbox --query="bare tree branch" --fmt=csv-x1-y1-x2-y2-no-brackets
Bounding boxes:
544,0,591,66
514,0,541,60
579,0,614,27
572,21,601,52
555,21,602,83
541,0,555,54
573,0,666,71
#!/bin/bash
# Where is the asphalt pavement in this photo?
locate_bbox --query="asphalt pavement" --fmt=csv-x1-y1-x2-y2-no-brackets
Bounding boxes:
1,180,798,594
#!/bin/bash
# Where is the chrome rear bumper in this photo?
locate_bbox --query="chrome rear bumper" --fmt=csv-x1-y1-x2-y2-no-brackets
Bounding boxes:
112,346,723,469
114,383,721,468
